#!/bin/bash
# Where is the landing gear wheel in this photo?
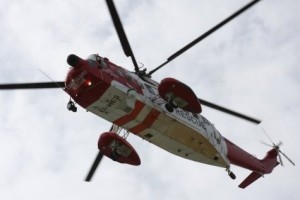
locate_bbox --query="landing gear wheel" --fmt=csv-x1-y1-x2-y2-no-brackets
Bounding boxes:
226,168,236,180
165,102,174,112
111,149,120,161
229,171,236,180
67,100,77,112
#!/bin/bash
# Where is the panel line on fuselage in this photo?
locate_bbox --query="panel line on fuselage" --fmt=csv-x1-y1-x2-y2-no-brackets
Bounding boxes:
86,73,230,168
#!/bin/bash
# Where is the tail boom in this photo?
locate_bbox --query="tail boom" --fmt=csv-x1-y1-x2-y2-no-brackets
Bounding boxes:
224,138,279,188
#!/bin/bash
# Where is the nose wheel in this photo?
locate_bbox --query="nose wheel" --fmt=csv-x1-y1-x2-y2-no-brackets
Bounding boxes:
67,99,77,112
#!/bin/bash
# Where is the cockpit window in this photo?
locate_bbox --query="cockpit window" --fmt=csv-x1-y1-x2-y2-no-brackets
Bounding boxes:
87,54,108,69
87,54,99,68
87,54,98,62
100,57,108,69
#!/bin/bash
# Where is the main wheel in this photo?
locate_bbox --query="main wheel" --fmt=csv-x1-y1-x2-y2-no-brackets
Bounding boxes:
111,149,120,161
165,102,174,112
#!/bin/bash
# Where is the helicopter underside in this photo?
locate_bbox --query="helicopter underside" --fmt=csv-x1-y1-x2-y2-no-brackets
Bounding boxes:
86,81,229,168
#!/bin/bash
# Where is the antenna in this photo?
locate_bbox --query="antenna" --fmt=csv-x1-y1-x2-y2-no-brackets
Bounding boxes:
39,69,65,90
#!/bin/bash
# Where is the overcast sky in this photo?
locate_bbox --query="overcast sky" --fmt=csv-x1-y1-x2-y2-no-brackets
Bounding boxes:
0,0,299,199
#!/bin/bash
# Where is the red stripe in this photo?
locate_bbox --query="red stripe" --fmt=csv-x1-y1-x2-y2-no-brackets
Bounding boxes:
113,101,144,126
129,108,160,134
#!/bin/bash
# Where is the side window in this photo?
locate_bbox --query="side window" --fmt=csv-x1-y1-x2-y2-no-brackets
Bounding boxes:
116,69,125,77
96,56,108,69
136,79,144,89
145,84,156,95
87,54,99,68
88,60,98,68
126,74,133,82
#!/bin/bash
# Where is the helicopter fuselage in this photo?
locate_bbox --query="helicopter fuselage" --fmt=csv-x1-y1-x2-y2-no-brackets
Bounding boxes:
65,54,230,168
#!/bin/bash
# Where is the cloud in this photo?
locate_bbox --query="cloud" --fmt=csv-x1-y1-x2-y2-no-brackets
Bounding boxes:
0,0,299,200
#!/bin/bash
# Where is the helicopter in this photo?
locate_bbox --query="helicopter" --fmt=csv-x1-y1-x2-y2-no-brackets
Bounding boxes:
0,0,295,189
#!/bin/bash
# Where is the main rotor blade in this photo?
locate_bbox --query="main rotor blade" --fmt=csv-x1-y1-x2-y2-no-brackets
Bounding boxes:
198,98,261,124
85,151,104,182
0,82,65,89
106,0,139,73
148,0,261,76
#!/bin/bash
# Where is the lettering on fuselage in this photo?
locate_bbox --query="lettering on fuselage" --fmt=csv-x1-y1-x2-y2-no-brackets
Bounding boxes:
66,71,87,90
175,109,207,130
92,95,120,114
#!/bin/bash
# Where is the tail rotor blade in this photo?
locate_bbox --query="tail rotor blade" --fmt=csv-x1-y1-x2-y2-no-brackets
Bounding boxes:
85,151,104,182
261,128,275,145
259,130,295,166
260,140,273,147
278,153,284,166
279,150,295,166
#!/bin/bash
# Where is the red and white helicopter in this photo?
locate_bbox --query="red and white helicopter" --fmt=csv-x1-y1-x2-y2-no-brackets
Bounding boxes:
0,0,295,188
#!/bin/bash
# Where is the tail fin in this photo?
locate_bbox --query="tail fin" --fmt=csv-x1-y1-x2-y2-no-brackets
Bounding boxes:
238,131,295,189
239,149,278,189
239,171,262,189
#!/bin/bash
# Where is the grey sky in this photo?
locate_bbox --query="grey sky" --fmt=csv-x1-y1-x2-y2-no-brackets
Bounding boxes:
0,0,299,199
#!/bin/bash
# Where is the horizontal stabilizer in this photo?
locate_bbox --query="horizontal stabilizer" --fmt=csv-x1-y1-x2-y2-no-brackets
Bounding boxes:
239,171,262,189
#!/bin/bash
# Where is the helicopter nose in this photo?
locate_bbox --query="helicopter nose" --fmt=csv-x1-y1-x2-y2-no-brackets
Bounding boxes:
67,54,84,68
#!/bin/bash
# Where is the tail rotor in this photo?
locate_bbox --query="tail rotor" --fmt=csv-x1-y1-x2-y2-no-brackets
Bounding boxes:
260,128,295,166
